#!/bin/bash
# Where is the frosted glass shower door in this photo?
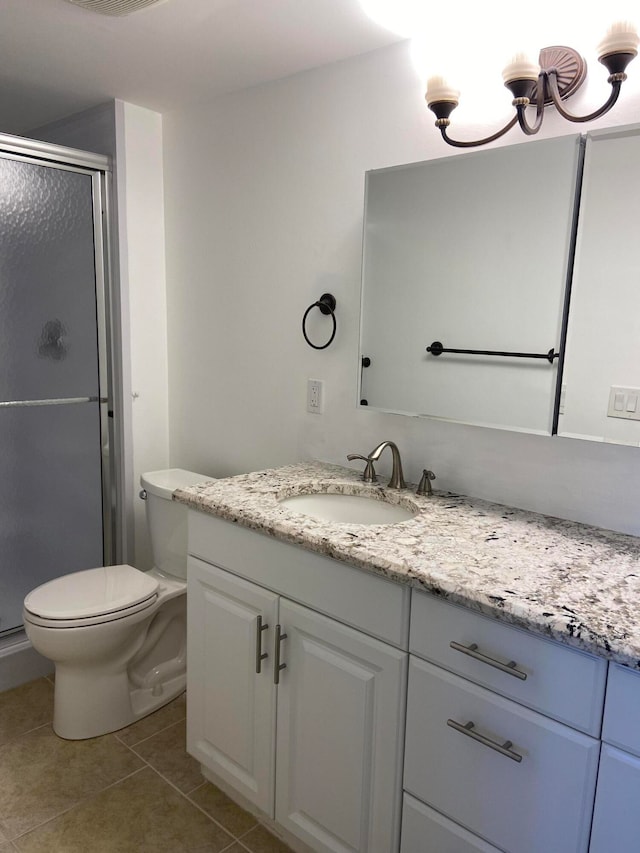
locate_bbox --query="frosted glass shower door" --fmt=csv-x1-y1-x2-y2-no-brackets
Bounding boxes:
0,154,106,634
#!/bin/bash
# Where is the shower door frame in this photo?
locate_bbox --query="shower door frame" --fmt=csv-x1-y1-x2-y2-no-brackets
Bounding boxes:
0,133,121,618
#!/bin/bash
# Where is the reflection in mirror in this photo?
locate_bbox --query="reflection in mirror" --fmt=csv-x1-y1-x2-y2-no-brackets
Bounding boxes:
359,135,584,434
558,124,640,446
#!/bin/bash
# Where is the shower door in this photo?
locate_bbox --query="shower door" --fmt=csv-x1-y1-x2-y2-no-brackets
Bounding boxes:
0,149,112,635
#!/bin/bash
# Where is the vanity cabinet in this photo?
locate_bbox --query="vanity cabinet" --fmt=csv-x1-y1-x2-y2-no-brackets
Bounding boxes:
186,512,408,853
185,507,630,853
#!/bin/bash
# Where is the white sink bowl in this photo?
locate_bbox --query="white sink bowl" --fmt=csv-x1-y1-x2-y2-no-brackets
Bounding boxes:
277,492,418,525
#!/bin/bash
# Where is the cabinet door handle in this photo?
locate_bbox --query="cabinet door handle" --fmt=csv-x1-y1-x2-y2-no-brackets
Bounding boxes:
447,719,523,763
274,624,288,685
449,641,527,681
255,615,269,674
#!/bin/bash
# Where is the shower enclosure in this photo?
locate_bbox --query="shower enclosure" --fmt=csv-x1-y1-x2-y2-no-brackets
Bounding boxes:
0,135,117,636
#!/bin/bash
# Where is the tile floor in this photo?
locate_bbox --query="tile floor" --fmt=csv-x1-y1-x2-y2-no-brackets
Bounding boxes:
0,677,293,852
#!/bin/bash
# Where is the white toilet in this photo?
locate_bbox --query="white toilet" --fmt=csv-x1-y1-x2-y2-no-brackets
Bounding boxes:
23,468,210,740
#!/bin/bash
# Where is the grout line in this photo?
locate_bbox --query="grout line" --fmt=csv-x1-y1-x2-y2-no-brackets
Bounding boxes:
144,765,241,841
185,780,207,796
0,721,54,751
233,840,255,853
235,825,258,842
8,766,148,843
116,715,186,750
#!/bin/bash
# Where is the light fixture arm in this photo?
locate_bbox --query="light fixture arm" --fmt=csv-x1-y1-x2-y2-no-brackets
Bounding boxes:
438,115,518,148
545,70,624,122
514,81,546,135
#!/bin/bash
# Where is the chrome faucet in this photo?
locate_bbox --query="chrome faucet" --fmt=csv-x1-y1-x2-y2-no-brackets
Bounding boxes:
347,440,406,489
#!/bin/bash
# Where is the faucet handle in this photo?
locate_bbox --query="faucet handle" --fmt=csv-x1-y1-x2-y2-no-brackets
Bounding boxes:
416,469,436,496
347,453,378,483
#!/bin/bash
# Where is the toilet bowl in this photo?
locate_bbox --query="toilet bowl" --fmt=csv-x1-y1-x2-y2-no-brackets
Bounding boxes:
23,468,211,740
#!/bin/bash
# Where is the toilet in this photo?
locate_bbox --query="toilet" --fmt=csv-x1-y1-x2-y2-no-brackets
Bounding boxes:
23,468,210,740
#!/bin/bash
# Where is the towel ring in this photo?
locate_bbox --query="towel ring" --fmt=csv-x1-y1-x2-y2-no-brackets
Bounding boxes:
302,293,337,350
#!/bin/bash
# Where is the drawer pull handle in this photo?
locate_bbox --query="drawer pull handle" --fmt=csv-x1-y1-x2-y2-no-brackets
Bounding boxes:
274,624,288,685
255,615,269,674
449,641,527,681
447,719,523,763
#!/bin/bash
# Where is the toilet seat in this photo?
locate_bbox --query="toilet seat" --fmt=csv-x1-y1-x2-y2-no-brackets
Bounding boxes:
24,594,159,629
23,564,159,628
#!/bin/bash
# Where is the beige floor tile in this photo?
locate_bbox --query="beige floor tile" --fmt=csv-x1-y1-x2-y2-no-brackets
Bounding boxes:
188,783,257,837
115,692,186,747
0,680,53,747
0,725,143,839
239,825,294,853
13,767,235,853
131,719,203,793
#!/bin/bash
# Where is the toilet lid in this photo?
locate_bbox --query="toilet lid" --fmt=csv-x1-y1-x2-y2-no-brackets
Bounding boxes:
24,564,159,620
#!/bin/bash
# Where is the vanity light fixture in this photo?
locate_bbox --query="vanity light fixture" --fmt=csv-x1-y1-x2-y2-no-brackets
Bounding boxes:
426,22,639,148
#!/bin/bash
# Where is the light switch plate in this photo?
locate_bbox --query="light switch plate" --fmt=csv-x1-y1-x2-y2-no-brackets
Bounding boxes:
607,386,640,420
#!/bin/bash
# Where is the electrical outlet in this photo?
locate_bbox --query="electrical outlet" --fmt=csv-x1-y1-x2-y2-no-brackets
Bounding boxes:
307,379,324,414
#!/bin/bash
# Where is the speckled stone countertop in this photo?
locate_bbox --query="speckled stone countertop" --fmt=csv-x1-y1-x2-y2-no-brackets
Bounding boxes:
175,461,640,669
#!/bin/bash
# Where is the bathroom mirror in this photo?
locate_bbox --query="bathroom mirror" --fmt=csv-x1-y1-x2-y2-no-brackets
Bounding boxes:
359,134,584,435
557,123,640,446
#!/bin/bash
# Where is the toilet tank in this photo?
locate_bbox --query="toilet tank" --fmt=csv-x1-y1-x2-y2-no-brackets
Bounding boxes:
140,469,212,579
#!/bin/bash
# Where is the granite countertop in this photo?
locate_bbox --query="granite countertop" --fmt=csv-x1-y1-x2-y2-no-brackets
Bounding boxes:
175,461,640,669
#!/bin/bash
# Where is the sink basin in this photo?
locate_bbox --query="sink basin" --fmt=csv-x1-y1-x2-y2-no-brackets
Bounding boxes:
277,492,418,525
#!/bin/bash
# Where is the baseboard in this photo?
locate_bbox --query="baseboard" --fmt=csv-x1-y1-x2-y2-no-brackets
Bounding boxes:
0,632,53,691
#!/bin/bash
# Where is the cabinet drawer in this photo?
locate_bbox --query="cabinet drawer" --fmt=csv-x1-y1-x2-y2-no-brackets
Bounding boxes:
188,510,409,648
401,794,501,853
404,657,599,853
410,590,606,735
602,663,640,756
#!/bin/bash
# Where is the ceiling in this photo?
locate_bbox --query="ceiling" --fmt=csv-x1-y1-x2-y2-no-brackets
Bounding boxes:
0,0,404,135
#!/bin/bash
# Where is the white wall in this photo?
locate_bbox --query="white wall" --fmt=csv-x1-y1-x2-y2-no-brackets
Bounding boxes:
33,100,170,568
163,41,640,535
114,101,170,568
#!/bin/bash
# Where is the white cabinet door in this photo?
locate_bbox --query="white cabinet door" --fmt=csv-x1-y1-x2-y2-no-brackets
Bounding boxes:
275,599,406,853
187,556,278,815
590,744,640,852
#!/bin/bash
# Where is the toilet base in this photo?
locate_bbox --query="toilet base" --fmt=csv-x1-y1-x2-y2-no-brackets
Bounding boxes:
130,671,186,724
53,666,186,740
49,591,188,740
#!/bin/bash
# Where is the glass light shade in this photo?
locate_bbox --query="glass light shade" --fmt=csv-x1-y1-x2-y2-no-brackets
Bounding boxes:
597,20,640,57
426,75,460,105
502,52,541,83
